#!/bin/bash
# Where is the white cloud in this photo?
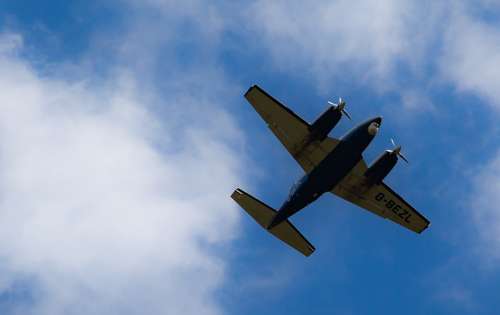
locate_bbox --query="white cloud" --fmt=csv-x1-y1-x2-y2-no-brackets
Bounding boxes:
242,0,500,114
436,4,500,265
440,4,500,111
0,32,245,314
0,33,22,54
110,0,227,73
245,0,442,90
469,151,500,265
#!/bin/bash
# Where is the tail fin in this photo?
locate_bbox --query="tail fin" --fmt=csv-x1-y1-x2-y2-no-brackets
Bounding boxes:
231,188,315,257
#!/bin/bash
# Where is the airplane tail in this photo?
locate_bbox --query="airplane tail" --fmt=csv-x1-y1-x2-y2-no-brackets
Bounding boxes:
231,188,315,256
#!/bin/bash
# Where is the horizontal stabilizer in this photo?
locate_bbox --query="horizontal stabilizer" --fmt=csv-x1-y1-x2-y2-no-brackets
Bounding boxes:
231,188,315,257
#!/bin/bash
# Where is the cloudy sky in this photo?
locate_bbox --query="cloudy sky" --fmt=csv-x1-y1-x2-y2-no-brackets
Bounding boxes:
0,1,499,314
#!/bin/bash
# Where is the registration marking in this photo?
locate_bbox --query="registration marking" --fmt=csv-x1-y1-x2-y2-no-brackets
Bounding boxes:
375,192,411,223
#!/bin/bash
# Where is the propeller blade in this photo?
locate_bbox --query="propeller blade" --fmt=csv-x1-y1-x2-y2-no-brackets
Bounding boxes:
399,152,409,163
389,138,409,163
328,98,351,120
341,108,352,120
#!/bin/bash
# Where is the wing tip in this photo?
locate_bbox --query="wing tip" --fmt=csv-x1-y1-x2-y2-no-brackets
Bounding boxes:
417,221,431,234
231,188,244,199
305,245,316,257
242,84,310,127
244,84,260,98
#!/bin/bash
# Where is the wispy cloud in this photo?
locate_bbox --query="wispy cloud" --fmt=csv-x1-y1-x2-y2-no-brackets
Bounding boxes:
468,151,500,265
440,3,500,111
434,283,476,311
245,0,444,91
436,3,500,266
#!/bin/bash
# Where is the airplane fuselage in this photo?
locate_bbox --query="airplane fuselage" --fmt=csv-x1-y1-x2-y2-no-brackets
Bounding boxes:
267,117,382,229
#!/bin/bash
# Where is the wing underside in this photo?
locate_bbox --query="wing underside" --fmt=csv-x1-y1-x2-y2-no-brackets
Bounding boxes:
245,85,339,173
332,162,430,233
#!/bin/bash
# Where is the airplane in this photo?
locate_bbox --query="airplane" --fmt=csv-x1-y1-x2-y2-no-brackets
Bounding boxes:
231,85,430,257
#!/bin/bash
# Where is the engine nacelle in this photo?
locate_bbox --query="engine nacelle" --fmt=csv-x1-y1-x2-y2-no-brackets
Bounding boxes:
364,151,398,184
308,106,342,143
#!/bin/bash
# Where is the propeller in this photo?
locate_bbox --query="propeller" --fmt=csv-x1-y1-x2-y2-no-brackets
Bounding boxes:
389,138,409,163
328,97,351,120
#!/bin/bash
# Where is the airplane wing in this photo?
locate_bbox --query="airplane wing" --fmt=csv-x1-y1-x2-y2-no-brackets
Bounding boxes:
331,160,430,233
245,85,338,173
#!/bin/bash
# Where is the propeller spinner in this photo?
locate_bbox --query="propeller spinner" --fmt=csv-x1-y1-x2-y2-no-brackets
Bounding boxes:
328,97,351,120
389,138,409,163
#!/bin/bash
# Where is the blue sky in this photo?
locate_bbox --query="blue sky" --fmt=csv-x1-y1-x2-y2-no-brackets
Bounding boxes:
0,1,499,315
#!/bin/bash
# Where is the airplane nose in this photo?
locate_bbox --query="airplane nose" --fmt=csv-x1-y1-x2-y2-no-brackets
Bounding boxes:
368,117,381,135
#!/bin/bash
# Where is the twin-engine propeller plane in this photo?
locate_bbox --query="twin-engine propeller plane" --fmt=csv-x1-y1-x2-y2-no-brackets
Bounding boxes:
231,85,430,256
